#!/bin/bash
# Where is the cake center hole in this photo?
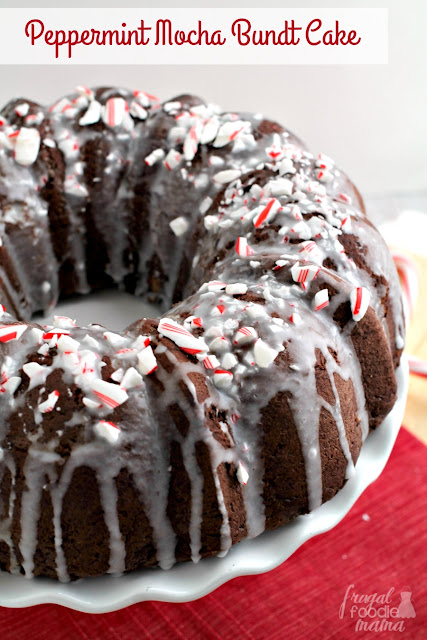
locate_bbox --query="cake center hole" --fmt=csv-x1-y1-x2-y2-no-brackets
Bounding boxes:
33,290,160,332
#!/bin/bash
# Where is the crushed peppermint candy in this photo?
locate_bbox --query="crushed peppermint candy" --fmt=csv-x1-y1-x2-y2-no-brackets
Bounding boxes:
235,237,254,257
203,354,221,369
145,148,165,166
14,128,40,166
0,324,27,342
169,216,189,236
102,97,127,128
94,420,121,444
79,100,101,126
92,379,128,409
233,326,258,346
254,339,278,369
158,318,208,355
225,283,248,296
291,263,320,285
313,289,329,312
214,169,241,185
15,103,30,117
237,461,249,485
350,287,371,321
120,367,143,390
137,346,158,375
39,390,60,414
213,369,233,389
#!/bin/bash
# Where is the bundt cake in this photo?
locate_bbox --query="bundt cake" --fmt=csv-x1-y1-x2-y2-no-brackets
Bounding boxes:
0,86,404,581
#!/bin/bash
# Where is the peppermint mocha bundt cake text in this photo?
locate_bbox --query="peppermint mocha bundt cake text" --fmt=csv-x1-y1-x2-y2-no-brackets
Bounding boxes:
0,87,404,580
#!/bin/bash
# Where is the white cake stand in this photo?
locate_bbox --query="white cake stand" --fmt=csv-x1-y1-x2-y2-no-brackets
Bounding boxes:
0,294,409,612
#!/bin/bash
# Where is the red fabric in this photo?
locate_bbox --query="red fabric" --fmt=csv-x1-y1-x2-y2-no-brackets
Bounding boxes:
1,427,426,639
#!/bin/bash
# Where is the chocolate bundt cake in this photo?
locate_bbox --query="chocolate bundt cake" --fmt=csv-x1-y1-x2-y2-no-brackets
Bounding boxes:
0,87,404,581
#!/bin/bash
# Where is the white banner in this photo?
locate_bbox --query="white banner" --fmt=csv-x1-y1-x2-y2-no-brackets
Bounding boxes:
0,8,388,65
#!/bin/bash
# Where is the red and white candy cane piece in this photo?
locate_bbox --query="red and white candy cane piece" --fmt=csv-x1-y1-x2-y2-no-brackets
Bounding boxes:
269,177,293,197
137,345,158,375
145,148,165,166
94,420,121,444
192,317,203,328
207,281,227,292
254,339,278,369
316,153,334,169
116,348,136,360
133,335,151,351
62,351,80,372
337,192,352,205
234,326,258,346
298,241,321,260
212,304,226,316
313,289,329,312
129,100,148,120
222,352,238,370
164,149,182,171
83,397,102,410
79,100,101,126
64,175,88,197
15,103,30,117
407,356,427,379
317,169,333,183
213,369,233,389
53,315,76,329
22,362,48,388
214,169,241,185
289,312,302,325
253,198,281,229
169,216,189,237
203,354,220,370
0,304,6,316
266,135,283,160
209,336,230,353
14,128,41,166
163,100,181,114
183,123,202,161
1,376,21,394
120,367,143,390
235,237,254,257
103,331,128,348
200,117,220,144
213,120,245,148
75,85,94,100
102,97,127,127
49,97,71,113
279,157,295,175
56,334,80,353
158,318,208,355
225,283,248,296
43,328,70,340
133,90,158,107
0,324,27,342
92,379,128,409
237,461,249,485
39,390,60,414
391,251,419,321
350,287,371,321
291,263,320,285
111,368,124,383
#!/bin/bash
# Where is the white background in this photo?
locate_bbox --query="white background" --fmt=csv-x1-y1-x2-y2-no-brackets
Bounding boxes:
0,0,425,197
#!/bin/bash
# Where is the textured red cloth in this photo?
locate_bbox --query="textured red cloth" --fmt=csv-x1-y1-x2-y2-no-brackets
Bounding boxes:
1,427,426,639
